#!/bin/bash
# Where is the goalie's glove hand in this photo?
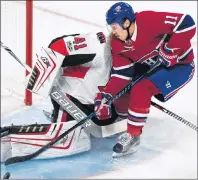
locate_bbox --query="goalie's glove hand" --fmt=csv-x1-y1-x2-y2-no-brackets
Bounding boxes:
159,43,181,67
94,92,112,120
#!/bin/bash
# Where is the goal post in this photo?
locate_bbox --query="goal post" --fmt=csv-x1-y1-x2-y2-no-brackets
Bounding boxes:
25,0,33,106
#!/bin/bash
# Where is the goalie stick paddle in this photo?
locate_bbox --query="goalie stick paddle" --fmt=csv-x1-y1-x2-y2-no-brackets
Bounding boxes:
4,60,162,166
151,101,197,131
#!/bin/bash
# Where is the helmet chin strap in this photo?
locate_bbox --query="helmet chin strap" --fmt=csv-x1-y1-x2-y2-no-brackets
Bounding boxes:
126,21,132,39
123,21,132,40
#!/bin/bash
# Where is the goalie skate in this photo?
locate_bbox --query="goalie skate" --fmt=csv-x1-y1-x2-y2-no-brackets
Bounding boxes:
43,110,53,122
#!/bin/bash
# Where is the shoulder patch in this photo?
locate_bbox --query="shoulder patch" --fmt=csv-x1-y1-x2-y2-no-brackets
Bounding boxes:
96,32,106,44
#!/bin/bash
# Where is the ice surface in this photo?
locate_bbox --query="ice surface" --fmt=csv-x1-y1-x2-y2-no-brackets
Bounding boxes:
1,1,197,179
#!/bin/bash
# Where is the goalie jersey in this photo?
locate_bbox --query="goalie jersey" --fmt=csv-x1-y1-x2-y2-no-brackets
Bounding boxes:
48,31,112,104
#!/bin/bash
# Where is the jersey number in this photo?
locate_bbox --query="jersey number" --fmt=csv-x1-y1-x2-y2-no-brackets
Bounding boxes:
164,15,178,26
73,37,87,51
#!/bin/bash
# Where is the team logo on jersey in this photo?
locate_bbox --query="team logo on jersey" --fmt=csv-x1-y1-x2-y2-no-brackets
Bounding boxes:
137,50,159,64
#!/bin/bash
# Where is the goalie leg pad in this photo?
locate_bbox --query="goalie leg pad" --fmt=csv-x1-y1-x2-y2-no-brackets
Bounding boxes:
2,121,91,160
1,138,12,162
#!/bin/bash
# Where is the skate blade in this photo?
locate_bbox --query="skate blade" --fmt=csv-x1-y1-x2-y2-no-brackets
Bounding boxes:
112,146,139,158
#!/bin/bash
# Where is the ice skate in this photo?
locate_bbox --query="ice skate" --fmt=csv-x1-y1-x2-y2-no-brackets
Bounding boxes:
112,132,140,157
43,109,58,123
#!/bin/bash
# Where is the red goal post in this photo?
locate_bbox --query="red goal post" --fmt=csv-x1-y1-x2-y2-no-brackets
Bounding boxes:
25,0,33,105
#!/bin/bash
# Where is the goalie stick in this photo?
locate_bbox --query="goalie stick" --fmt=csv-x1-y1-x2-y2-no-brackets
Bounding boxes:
3,101,196,139
49,86,115,138
4,60,162,165
1,42,32,73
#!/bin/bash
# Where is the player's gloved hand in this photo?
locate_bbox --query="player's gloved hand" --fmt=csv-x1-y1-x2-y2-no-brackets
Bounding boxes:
94,92,112,120
158,43,181,67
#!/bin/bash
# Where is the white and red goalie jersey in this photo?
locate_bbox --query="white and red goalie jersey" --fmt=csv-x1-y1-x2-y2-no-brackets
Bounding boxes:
48,31,112,104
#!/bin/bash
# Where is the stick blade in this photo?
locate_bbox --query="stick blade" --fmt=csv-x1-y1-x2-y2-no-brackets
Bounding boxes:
5,154,33,166
3,172,11,179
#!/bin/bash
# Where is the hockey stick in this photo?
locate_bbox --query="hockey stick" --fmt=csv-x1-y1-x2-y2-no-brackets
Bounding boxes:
1,41,32,73
50,86,110,138
4,60,162,166
1,41,32,92
3,172,11,179
151,101,197,131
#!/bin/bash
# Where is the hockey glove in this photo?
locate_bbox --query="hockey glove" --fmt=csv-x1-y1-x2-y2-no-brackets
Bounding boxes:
94,92,112,120
159,43,181,67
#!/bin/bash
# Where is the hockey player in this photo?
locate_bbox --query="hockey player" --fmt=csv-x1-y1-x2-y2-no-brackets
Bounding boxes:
26,30,126,128
1,30,128,161
94,2,196,157
46,32,119,126
42,30,129,137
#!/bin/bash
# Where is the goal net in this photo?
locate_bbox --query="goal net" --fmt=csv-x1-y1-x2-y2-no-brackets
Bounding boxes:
1,1,102,115
1,1,33,114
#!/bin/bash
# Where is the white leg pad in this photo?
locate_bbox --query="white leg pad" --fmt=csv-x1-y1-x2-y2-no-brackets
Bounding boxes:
1,139,12,162
0,121,91,161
